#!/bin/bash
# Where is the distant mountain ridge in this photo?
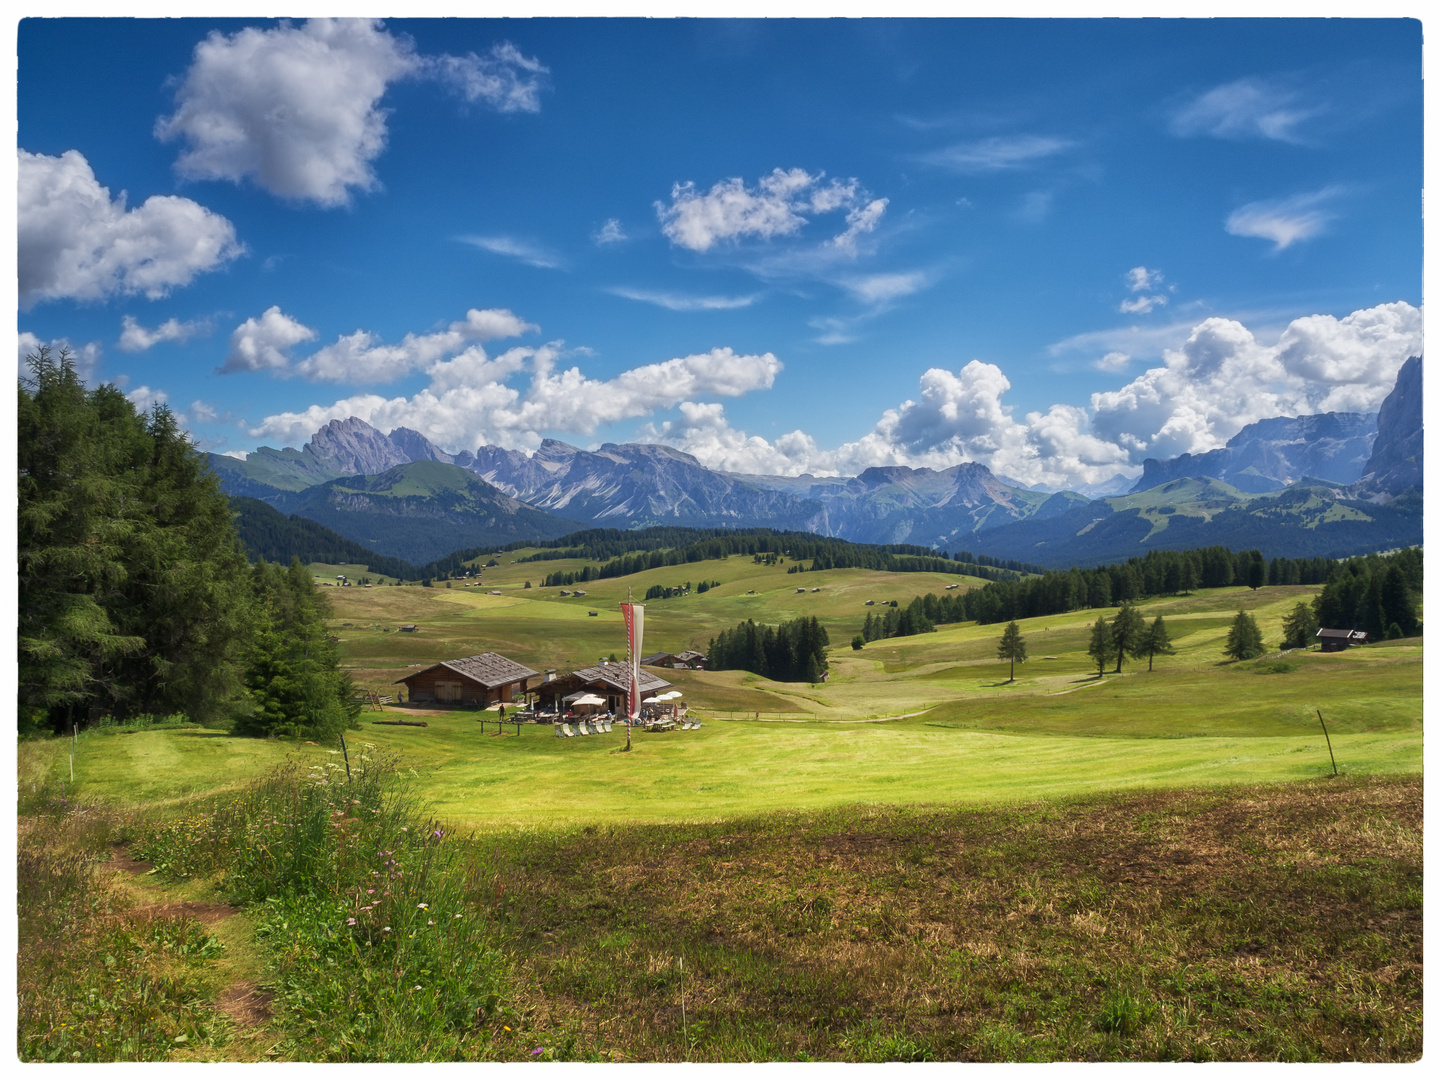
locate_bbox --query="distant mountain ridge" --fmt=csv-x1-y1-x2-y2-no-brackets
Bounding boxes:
270,460,584,564
1129,410,1378,494
206,357,1420,568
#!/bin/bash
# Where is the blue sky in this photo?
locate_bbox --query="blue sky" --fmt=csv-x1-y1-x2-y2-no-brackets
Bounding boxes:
16,16,1423,489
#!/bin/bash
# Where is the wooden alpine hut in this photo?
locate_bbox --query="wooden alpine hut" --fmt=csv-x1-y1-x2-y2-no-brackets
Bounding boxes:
535,662,674,715
395,652,539,706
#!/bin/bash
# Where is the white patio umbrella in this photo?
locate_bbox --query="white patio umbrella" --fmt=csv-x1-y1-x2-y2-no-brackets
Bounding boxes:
571,693,606,706
656,690,683,700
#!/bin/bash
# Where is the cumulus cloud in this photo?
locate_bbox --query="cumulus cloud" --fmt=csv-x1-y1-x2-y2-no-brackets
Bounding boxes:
425,42,547,112
609,288,759,311
632,301,1424,490
19,149,242,308
656,167,884,253
1226,187,1341,251
157,19,418,206
459,235,564,269
1126,266,1162,292
1094,351,1131,373
247,344,782,453
118,314,209,352
221,306,318,373
294,308,538,383
19,332,103,383
918,134,1073,173
1170,76,1318,143
156,19,546,207
222,306,535,382
594,218,627,245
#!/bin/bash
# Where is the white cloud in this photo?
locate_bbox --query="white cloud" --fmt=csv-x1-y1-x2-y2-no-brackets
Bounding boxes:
1126,266,1162,292
638,402,822,476
294,308,538,382
189,400,220,423
19,332,103,383
1226,188,1341,251
125,385,168,412
118,314,208,352
1119,295,1167,315
248,344,781,453
18,149,242,308
656,168,883,253
829,198,888,254
156,20,546,208
221,306,318,373
242,301,1420,493
841,271,927,305
222,306,535,382
1170,77,1318,143
425,42,547,113
919,135,1072,173
594,218,627,245
157,19,419,207
1094,351,1131,373
610,288,759,311
636,301,1423,490
460,235,564,269
220,449,249,460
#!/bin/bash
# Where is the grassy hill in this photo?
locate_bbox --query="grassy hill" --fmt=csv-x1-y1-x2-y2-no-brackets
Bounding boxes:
272,461,584,563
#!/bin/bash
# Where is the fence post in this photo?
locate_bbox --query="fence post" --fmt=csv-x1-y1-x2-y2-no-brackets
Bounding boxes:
71,724,76,783
339,733,352,782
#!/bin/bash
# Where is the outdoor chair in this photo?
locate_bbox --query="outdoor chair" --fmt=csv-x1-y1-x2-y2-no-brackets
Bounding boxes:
561,723,575,737
577,721,590,735
553,723,563,738
603,719,613,732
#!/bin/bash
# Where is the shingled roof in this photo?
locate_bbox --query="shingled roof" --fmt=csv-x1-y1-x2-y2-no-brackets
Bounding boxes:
568,664,673,694
395,652,539,687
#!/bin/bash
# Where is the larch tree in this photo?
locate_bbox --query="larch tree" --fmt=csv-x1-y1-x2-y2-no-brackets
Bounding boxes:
1088,616,1115,678
1139,614,1176,671
1110,601,1145,674
997,620,1027,682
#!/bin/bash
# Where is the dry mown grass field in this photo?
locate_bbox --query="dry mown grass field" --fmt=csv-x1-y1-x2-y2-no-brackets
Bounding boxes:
481,775,1421,1061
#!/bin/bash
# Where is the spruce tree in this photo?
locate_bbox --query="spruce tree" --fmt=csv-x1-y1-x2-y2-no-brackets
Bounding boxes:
1280,600,1318,649
997,621,1027,682
1223,610,1265,661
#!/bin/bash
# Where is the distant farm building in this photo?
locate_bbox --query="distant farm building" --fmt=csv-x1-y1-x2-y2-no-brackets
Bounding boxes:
1316,628,1369,652
398,624,418,633
395,652,539,706
536,663,674,714
639,650,708,670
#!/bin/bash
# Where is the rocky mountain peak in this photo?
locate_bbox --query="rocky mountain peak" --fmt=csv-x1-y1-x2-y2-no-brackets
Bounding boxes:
304,418,410,478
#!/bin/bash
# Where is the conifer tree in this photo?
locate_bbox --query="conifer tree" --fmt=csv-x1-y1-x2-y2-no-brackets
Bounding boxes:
997,620,1027,682
1223,610,1265,661
1138,615,1176,671
1088,616,1115,678
1280,600,1318,649
1110,601,1144,674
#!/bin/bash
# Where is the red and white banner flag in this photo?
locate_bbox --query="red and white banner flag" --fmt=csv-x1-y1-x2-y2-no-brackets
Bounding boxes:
621,602,644,719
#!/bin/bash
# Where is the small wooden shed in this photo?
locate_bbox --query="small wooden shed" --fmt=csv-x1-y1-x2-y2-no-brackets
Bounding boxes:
1316,628,1369,652
395,652,540,706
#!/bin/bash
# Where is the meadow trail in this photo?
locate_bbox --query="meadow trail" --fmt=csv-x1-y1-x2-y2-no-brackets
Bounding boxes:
102,841,279,1060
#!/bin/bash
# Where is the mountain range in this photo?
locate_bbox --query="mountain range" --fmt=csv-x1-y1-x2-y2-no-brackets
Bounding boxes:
211,356,1422,568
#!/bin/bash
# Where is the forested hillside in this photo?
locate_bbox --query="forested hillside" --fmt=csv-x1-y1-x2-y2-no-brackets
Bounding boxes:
18,349,357,738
